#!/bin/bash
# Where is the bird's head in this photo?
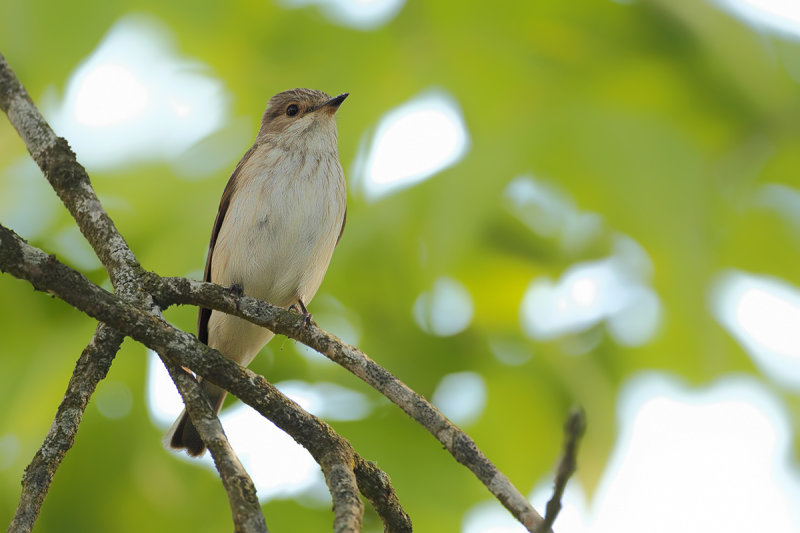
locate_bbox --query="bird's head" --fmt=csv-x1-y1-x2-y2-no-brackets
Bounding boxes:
257,88,348,151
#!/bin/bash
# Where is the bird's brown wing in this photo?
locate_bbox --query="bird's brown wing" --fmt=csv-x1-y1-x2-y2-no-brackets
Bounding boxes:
197,144,257,344
336,208,346,245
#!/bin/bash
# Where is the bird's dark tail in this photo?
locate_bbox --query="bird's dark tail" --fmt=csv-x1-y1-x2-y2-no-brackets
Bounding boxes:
164,379,227,457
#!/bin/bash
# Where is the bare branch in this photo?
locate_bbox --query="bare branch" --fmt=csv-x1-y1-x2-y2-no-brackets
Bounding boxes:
0,225,406,532
320,451,363,533
0,48,401,529
0,52,140,294
1,51,544,532
7,324,123,533
152,274,547,532
537,407,586,533
353,459,412,533
1,53,266,532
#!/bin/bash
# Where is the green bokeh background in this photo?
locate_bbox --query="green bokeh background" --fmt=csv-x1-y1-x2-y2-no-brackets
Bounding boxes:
2,0,800,531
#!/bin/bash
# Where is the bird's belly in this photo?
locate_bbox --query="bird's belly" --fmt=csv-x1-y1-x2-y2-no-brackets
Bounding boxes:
212,168,343,308
242,213,336,306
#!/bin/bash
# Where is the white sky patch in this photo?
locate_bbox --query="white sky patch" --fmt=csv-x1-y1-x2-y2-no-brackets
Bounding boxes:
273,381,372,422
711,270,800,389
520,236,661,346
505,175,604,255
212,403,327,502
462,374,800,533
589,374,800,533
488,337,534,366
146,351,371,501
462,500,533,533
463,481,588,533
278,0,405,30
713,0,800,39
146,350,185,427
43,14,228,171
431,372,487,426
413,276,474,336
353,90,470,200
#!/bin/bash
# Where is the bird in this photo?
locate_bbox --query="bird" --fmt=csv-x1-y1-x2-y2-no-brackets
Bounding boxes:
165,88,348,456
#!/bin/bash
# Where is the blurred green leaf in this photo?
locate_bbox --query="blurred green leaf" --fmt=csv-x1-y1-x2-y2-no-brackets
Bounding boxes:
2,0,800,531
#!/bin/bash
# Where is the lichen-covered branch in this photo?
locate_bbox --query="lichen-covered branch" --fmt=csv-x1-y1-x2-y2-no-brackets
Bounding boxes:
7,324,123,533
320,450,363,533
0,50,408,531
0,52,266,533
352,459,411,533
0,52,139,294
0,224,408,532
151,275,547,532
0,51,562,533
162,360,268,533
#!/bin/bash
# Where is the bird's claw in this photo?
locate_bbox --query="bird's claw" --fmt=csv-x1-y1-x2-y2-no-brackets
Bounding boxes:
228,283,244,297
290,300,313,328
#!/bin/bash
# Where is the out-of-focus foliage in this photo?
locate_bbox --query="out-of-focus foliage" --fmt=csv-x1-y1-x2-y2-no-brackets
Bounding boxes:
2,1,800,532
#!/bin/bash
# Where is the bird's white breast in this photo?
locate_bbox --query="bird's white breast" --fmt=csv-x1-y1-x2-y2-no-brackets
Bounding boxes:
211,143,346,308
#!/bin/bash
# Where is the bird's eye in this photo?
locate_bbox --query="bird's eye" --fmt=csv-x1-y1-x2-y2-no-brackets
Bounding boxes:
286,104,299,117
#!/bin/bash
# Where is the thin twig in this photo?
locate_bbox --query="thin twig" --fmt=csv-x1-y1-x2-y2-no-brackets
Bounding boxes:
7,324,123,533
0,52,267,532
537,407,586,533
152,274,547,532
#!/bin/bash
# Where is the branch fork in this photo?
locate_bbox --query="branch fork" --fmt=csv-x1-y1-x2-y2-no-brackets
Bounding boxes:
1,51,581,533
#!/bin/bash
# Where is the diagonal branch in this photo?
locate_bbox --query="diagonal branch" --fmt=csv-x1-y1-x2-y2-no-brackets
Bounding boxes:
1,50,549,532
0,224,410,533
320,451,364,533
352,459,410,532
151,275,547,532
7,323,123,533
0,53,139,293
0,52,266,532
162,359,268,533
0,50,402,531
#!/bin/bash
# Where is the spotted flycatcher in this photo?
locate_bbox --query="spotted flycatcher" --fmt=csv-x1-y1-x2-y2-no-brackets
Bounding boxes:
166,88,348,456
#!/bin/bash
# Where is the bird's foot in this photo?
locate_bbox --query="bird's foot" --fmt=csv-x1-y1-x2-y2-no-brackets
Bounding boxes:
228,283,244,297
289,300,313,328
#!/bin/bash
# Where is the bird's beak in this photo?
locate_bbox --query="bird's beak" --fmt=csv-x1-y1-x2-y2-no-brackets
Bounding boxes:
317,93,348,114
